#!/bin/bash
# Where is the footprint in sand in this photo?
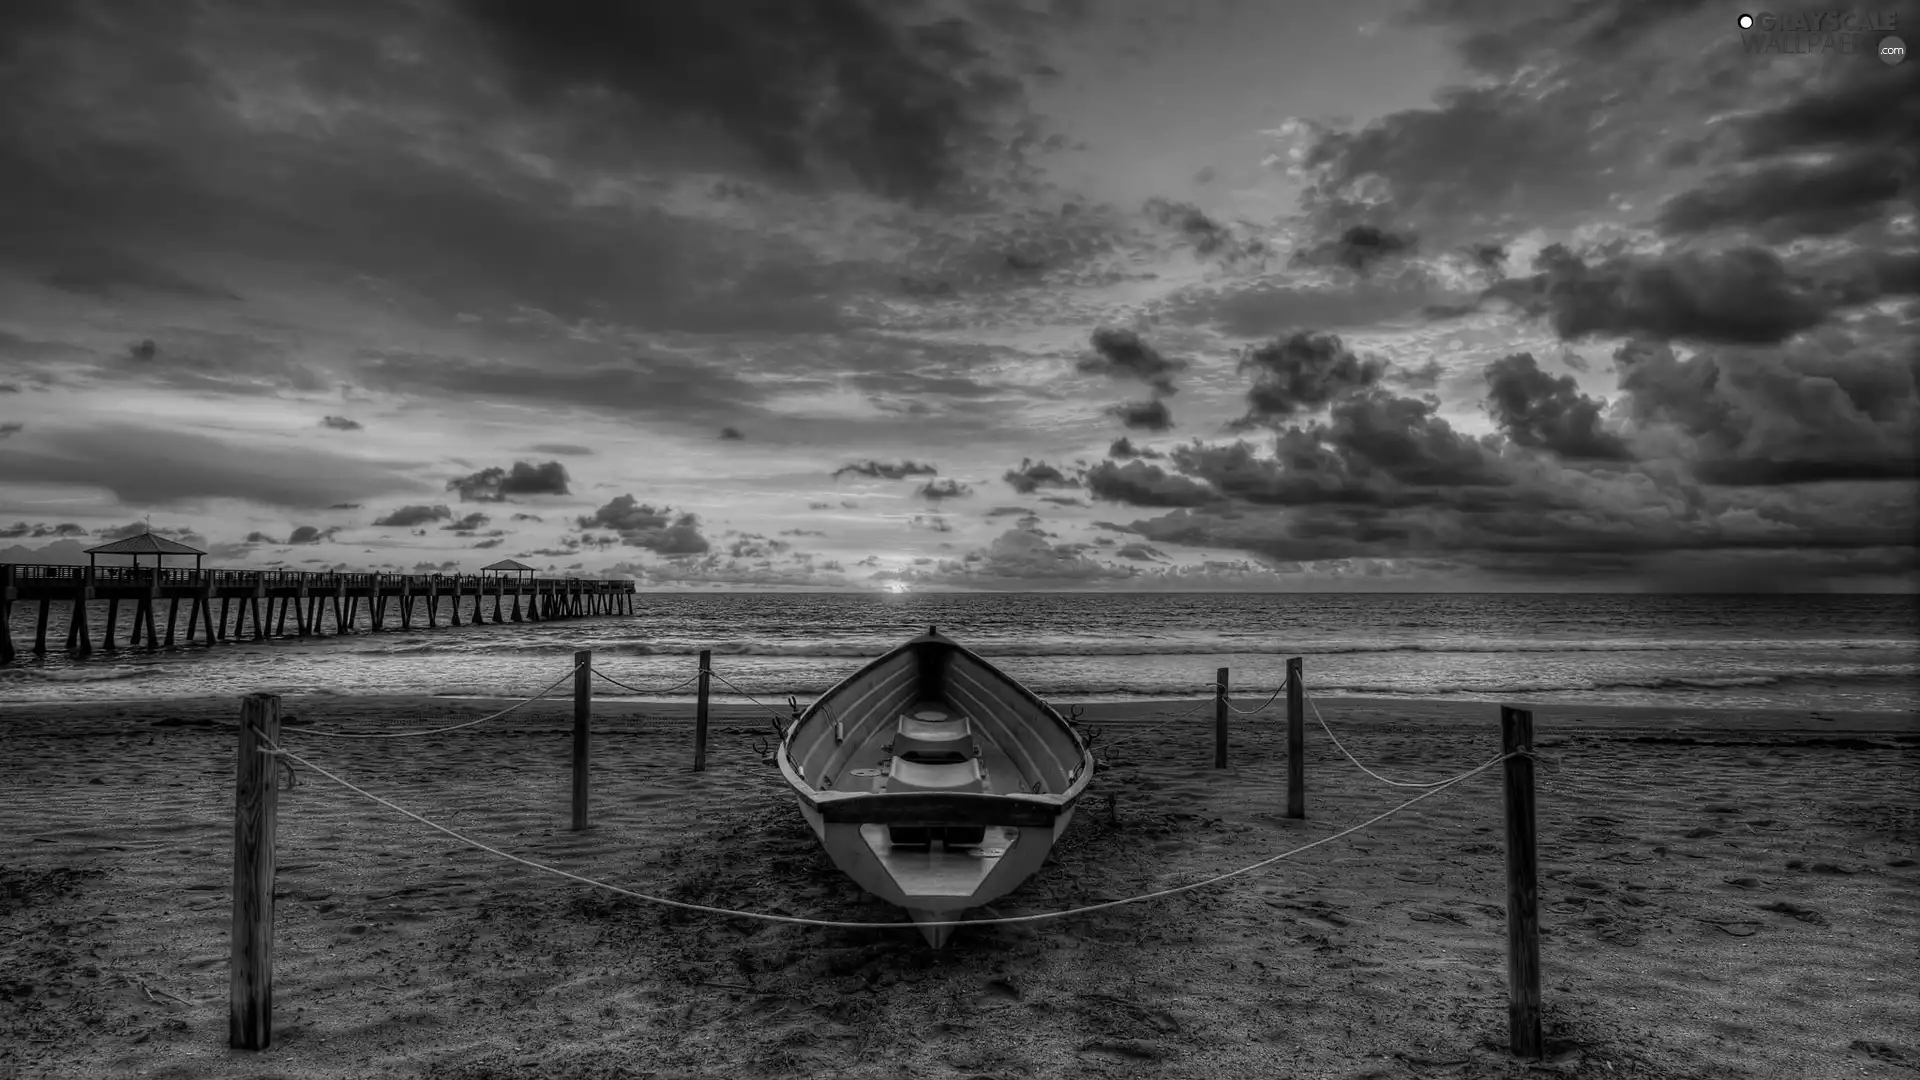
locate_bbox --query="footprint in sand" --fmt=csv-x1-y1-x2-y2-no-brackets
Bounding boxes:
1758,900,1828,926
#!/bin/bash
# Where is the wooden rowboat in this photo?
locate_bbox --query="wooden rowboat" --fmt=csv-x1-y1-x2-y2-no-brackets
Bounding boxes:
776,626,1096,947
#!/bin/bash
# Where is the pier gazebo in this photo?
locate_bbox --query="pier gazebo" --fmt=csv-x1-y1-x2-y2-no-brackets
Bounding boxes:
479,558,536,582
85,531,206,571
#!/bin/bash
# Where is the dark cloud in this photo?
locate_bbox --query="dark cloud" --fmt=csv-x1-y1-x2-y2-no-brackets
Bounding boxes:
1390,359,1445,391
1140,197,1264,263
130,339,157,362
1467,242,1508,270
1095,390,1515,516
243,531,279,544
527,444,594,456
97,522,207,546
0,424,431,509
1293,1,1740,248
1112,542,1167,561
1484,245,1875,346
1232,331,1387,427
1108,437,1163,460
510,512,543,522
372,505,453,528
458,0,1048,204
575,495,709,554
1038,494,1086,507
985,505,1032,517
446,461,572,501
1083,460,1216,508
1659,55,1918,240
287,525,341,545
0,521,87,540
1658,147,1913,240
833,459,939,480
0,422,21,439
1107,398,1174,432
1076,328,1186,395
719,426,744,441
319,415,362,431
917,478,973,501
442,512,492,535
1291,224,1418,274
1615,337,1919,485
907,514,954,533
934,529,1133,583
1002,458,1080,494
1483,353,1633,461
328,503,362,511
472,537,505,549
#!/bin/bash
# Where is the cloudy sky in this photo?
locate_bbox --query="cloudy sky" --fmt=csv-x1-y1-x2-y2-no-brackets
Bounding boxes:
0,0,1914,591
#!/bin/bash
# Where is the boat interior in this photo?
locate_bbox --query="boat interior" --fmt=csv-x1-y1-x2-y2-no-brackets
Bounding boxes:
786,631,1086,850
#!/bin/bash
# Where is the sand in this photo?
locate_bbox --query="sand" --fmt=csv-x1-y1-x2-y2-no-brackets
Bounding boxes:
1,692,1915,1080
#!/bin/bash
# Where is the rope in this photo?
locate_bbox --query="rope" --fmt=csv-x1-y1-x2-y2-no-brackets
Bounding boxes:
1304,685,1457,789
705,669,798,724
286,662,586,739
252,729,1513,931
591,667,703,696
1220,681,1285,716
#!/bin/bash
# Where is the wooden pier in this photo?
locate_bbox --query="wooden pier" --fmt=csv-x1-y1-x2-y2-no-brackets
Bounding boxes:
0,564,636,664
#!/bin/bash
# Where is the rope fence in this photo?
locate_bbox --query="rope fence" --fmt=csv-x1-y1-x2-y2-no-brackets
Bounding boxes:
221,649,1549,1062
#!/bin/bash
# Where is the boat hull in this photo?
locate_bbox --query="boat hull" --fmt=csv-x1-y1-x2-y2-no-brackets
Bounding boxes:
778,628,1094,947
794,797,1082,947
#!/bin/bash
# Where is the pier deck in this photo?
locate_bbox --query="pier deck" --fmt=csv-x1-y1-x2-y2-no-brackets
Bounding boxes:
0,564,635,663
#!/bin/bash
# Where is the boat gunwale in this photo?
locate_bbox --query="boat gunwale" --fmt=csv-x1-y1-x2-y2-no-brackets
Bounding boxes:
776,629,1095,819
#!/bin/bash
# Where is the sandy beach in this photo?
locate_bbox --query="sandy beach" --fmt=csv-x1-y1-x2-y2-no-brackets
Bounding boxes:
2,693,1915,1079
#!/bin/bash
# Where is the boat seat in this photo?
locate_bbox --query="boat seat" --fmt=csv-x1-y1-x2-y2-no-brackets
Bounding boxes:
886,757,984,794
895,706,972,757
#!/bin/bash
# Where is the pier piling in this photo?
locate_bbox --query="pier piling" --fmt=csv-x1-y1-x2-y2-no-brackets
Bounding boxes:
0,566,636,664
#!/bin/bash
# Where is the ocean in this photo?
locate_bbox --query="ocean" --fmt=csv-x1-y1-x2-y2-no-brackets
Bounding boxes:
2,592,1915,714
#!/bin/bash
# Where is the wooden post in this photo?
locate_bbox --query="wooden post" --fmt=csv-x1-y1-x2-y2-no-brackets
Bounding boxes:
217,596,231,641
142,597,158,651
0,566,12,666
165,597,180,647
104,597,120,649
1213,666,1228,768
129,599,145,646
1502,705,1542,1060
693,649,712,772
230,693,281,1050
572,650,592,831
200,594,217,645
33,596,50,655
65,594,84,653
1287,657,1304,819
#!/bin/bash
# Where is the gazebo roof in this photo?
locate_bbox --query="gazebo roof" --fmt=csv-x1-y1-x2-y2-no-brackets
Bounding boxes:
479,558,536,573
85,532,206,556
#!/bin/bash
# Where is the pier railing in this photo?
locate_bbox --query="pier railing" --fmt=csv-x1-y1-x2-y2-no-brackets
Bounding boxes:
3,564,635,592
0,563,636,662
